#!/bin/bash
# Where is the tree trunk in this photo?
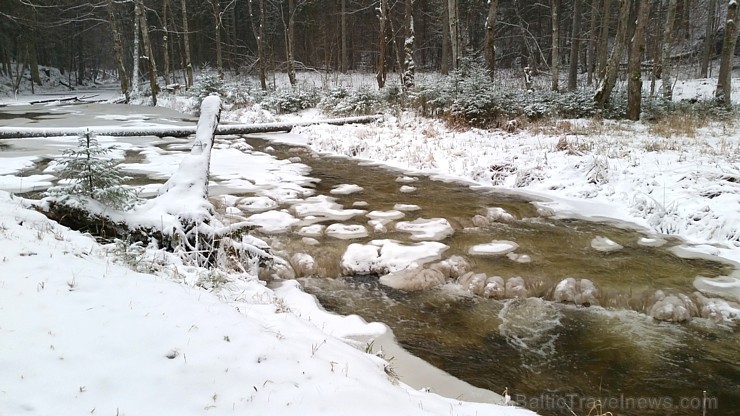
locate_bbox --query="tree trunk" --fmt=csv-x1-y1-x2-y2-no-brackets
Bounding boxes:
551,0,560,91
28,28,41,86
627,0,650,120
162,0,171,86
568,0,583,91
594,0,632,109
587,0,601,85
700,0,719,78
402,0,415,92
596,0,612,79
660,0,678,100
136,0,159,106
211,0,224,79
286,0,297,86
180,0,193,88
106,0,130,102
376,0,388,88
448,0,460,70
715,0,738,105
341,0,348,72
484,0,499,79
249,0,267,90
133,1,141,96
441,5,450,74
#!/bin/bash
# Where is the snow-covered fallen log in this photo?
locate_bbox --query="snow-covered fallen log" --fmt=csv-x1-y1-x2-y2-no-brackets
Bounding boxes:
35,95,273,270
0,114,383,139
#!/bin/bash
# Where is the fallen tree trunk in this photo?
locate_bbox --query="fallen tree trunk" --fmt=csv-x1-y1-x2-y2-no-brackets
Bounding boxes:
28,94,99,105
0,114,383,139
34,95,274,270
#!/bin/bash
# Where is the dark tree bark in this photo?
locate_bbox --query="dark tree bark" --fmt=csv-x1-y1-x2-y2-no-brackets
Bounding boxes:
715,0,738,106
441,5,450,74
568,0,583,91
594,0,632,109
136,0,159,106
596,0,612,79
484,0,499,79
376,0,389,88
161,0,171,86
587,0,601,85
700,0,719,78
180,0,193,88
106,0,130,102
248,0,267,90
209,0,224,79
627,0,650,120
341,0,348,72
551,0,560,91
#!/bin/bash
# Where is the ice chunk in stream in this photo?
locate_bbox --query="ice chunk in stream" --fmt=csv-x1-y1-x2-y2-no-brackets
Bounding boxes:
468,240,519,256
395,218,454,241
330,183,364,195
591,236,623,252
326,224,369,240
340,240,449,275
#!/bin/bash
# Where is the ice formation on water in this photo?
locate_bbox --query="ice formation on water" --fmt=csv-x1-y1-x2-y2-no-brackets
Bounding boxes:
395,218,455,241
325,223,369,240
330,183,364,195
468,240,519,256
553,277,601,307
340,240,449,276
590,236,624,252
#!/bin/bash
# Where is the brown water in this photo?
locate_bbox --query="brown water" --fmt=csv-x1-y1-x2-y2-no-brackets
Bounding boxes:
243,137,740,416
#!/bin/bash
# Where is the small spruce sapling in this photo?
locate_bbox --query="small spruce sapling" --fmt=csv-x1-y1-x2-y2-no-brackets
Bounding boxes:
47,130,136,210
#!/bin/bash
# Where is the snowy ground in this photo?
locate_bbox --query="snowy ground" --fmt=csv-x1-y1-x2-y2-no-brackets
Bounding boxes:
1,73,739,415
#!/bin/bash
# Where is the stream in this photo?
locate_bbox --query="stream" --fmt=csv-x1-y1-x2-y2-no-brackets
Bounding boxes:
244,137,739,416
2,103,738,416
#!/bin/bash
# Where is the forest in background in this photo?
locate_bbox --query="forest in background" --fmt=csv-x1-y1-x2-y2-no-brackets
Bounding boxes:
0,0,738,120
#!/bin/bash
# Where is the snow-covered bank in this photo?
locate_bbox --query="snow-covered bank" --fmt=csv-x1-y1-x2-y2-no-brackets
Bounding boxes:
0,191,532,415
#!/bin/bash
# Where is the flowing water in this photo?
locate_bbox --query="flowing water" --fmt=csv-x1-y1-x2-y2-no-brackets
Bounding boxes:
2,106,738,416
243,138,740,416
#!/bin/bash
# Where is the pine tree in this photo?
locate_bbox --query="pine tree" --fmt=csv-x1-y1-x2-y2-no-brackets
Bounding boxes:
47,130,135,210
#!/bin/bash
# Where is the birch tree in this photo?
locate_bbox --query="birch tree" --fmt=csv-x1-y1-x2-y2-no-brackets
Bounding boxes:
448,0,460,71
376,0,389,88
402,0,415,92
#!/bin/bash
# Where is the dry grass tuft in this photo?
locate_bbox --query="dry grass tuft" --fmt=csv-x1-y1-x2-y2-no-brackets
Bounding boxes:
647,112,708,138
